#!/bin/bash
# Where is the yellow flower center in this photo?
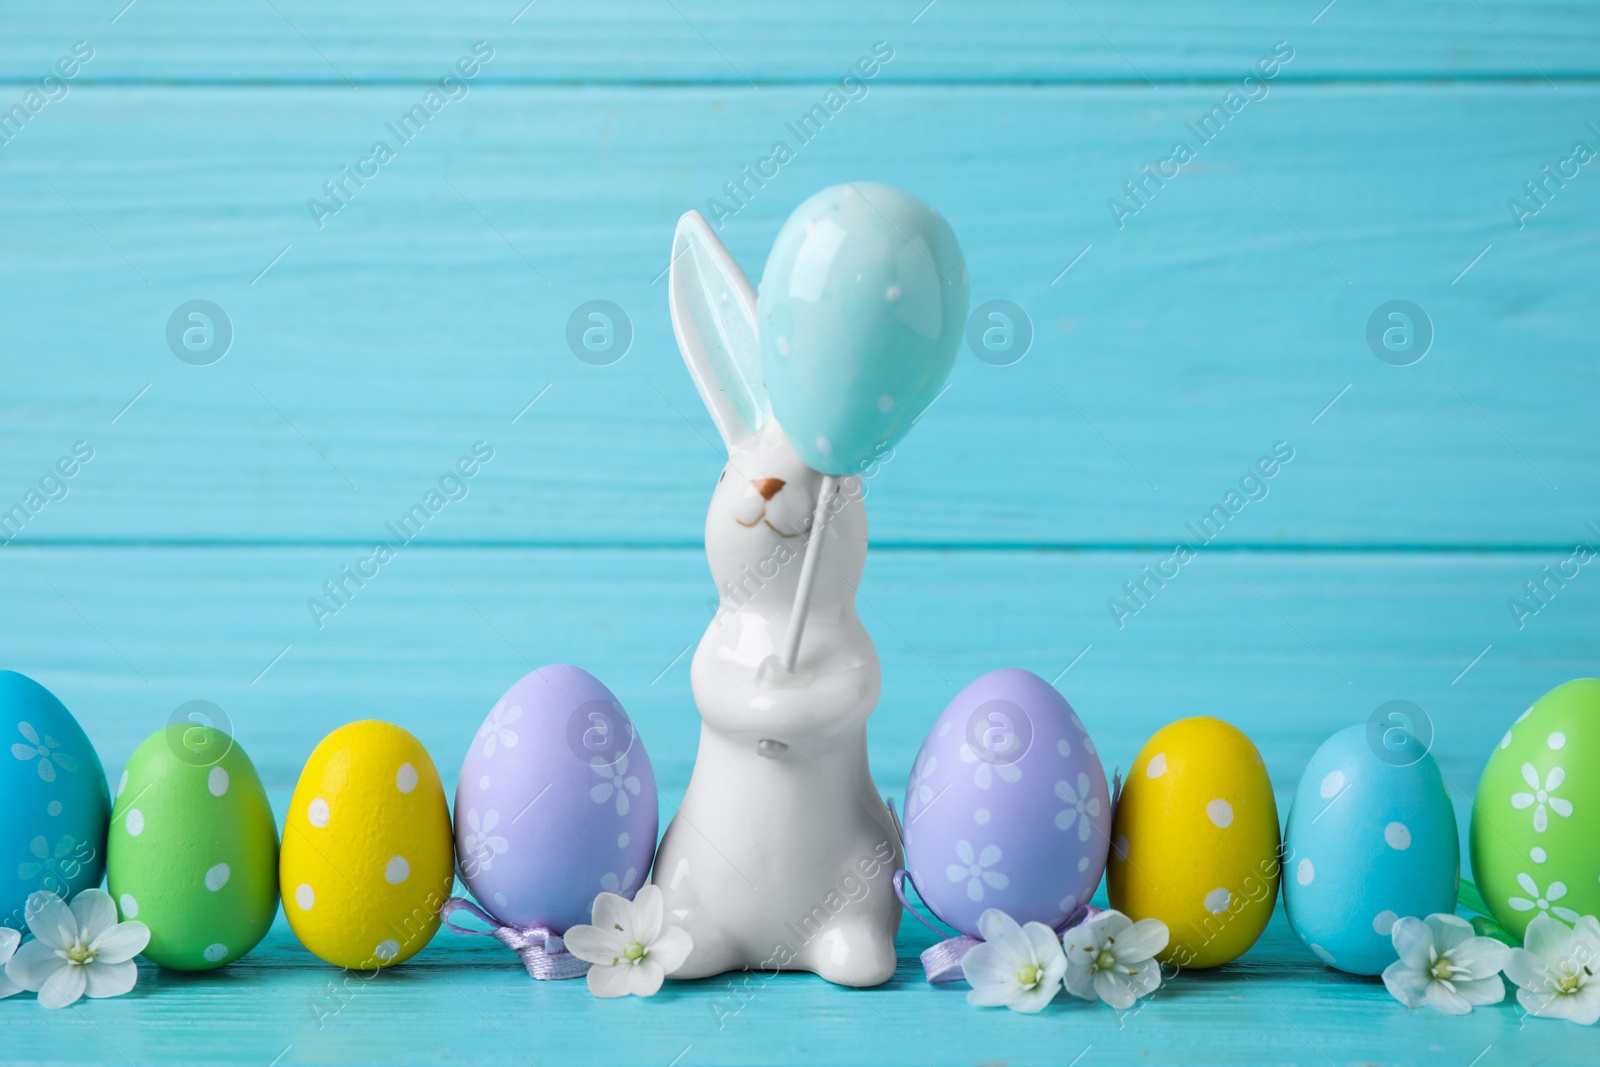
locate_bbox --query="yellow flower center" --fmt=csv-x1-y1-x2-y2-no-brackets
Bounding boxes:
66,940,97,966
624,941,646,963
1016,964,1040,988
1095,949,1118,973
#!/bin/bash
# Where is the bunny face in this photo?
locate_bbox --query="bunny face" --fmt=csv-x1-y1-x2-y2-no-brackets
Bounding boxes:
704,420,866,621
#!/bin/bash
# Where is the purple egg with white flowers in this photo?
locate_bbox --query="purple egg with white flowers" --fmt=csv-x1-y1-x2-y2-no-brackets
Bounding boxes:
901,668,1110,938
455,665,658,933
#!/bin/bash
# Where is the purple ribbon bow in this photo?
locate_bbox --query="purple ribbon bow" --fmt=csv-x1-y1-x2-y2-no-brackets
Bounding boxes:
892,870,1096,984
439,897,591,981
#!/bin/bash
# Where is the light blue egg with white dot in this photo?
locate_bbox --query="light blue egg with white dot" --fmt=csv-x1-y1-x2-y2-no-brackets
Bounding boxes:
757,182,967,476
1282,724,1459,975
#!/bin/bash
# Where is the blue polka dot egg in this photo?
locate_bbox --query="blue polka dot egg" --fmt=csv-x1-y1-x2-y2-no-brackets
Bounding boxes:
1282,723,1460,975
901,669,1110,938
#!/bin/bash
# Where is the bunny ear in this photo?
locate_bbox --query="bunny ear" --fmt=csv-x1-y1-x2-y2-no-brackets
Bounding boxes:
669,211,769,450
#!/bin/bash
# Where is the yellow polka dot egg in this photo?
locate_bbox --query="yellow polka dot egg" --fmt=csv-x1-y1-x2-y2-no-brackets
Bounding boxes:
1107,716,1280,969
280,721,453,969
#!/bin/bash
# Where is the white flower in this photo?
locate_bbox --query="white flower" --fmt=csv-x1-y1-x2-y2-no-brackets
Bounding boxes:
1511,764,1573,833
9,722,78,783
1054,773,1101,842
461,809,508,874
1509,873,1582,923
962,909,1067,1013
1061,909,1168,1009
1504,914,1600,1025
0,928,21,999
5,889,149,1009
563,885,693,998
477,702,521,758
946,840,1008,902
958,743,1021,789
1381,913,1510,1015
588,753,641,816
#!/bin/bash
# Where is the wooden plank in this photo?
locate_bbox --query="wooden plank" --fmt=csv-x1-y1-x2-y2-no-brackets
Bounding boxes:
0,544,1593,1063
0,1,1596,84
1,546,1588,811
0,84,1596,547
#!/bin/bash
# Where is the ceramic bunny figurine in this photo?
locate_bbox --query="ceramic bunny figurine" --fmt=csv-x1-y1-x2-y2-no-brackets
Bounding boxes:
651,211,903,986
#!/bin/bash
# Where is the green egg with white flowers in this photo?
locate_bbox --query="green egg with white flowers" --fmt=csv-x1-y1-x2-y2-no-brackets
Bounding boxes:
1471,678,1600,941
106,725,279,969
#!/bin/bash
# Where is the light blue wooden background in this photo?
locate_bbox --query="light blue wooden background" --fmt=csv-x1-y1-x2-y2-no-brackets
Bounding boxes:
2,1,1597,1063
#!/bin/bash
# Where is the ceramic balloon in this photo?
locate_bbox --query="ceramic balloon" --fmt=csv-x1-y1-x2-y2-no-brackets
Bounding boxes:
757,182,968,476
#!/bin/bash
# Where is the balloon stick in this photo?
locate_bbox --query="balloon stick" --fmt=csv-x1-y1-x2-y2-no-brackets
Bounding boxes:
780,475,837,672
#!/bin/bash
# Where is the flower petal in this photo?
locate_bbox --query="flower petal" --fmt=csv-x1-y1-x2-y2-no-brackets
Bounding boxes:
1122,958,1162,1000
631,884,663,944
964,978,1016,1008
586,963,633,998
1093,967,1138,1010
1503,947,1554,991
24,892,77,952
650,926,693,976
71,890,119,945
1010,979,1058,1014
1062,960,1097,1001
90,920,150,965
1389,917,1434,970
960,942,1014,994
36,960,87,1009
1514,985,1557,1020
1111,918,1169,963
1022,921,1065,972
1381,960,1429,1008
0,928,18,964
1520,914,1568,964
562,923,627,966
1521,763,1541,789
628,958,666,997
590,891,633,940
7,939,66,992
1424,979,1473,1015
1424,913,1474,954
975,909,1024,952
1447,936,1510,980
1454,974,1507,1008
83,958,138,999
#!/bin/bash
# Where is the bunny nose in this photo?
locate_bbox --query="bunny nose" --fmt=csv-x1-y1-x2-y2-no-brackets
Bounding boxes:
753,477,785,501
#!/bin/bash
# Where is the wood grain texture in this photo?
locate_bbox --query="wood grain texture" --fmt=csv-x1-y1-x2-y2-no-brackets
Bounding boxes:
1,84,1596,546
2,1,1597,1062
1,1,1597,83
0,545,1594,1064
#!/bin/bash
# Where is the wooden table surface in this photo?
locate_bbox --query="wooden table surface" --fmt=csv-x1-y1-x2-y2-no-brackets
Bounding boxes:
2,2,1597,1063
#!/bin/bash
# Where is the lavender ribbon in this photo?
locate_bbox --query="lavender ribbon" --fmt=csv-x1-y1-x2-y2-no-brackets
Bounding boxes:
893,870,1098,984
439,897,590,981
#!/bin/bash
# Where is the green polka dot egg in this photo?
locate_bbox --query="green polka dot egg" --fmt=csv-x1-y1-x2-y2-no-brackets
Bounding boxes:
106,725,279,969
1471,678,1600,940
